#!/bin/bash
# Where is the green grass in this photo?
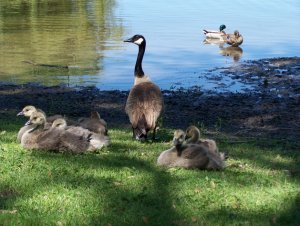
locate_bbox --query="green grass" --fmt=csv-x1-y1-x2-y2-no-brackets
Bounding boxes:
0,118,299,226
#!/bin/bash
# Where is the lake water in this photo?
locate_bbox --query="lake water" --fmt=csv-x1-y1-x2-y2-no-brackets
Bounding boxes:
0,0,299,91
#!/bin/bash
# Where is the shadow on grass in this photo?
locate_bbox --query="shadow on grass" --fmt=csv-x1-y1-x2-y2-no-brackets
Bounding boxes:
2,150,182,225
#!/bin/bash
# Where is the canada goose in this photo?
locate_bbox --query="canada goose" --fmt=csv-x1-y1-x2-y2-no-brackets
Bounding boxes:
52,118,110,151
157,129,225,170
124,34,164,141
78,111,108,135
21,112,91,153
185,126,218,153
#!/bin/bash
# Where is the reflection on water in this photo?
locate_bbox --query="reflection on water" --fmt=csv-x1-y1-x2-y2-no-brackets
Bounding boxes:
0,0,299,91
0,0,123,85
220,46,243,62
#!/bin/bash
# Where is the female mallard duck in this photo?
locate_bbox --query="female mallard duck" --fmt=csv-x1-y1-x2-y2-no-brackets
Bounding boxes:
124,34,164,141
226,30,243,47
203,24,227,40
157,129,225,170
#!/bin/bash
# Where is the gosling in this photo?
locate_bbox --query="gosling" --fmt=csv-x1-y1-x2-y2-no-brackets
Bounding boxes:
157,129,225,170
78,111,108,135
21,112,91,154
52,118,110,151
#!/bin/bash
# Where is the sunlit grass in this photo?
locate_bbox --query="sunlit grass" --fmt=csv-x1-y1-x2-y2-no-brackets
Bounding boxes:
0,118,299,226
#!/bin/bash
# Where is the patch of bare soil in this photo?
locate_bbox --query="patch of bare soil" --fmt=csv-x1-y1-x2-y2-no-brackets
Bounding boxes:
0,57,299,140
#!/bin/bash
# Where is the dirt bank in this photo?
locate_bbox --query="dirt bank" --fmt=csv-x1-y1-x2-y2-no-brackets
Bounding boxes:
0,57,299,140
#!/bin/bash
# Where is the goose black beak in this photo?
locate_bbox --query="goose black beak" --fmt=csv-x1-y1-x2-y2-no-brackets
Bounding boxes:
17,111,24,116
25,120,32,126
124,37,133,43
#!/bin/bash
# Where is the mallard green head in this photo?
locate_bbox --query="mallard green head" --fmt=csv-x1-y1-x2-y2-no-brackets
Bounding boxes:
219,24,226,32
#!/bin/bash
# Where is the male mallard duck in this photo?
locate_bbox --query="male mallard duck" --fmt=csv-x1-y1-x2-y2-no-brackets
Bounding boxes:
203,24,227,39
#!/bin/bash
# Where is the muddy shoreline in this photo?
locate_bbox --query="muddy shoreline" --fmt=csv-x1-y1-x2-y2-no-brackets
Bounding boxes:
0,57,299,140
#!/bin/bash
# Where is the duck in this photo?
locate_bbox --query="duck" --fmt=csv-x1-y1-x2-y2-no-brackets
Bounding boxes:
78,111,108,135
21,112,92,153
52,118,110,151
203,24,227,40
124,34,164,141
157,129,225,170
226,30,243,47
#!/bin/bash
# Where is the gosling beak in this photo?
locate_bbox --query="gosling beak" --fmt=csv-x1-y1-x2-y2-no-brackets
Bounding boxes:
124,37,134,43
25,120,32,126
17,111,24,116
173,138,179,146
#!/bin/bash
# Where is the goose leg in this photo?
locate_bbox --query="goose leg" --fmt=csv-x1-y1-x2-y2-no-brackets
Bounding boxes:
152,126,157,141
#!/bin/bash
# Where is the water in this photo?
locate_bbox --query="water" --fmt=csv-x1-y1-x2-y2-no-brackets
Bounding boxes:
0,0,299,91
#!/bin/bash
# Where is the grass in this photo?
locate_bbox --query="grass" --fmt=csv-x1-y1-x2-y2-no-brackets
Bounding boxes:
0,117,299,226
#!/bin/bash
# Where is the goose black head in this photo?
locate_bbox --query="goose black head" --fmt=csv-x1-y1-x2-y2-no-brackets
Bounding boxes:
124,34,146,46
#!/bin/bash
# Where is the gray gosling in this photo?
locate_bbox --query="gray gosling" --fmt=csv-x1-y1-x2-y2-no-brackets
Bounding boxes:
17,105,79,142
124,34,163,141
157,129,225,170
52,118,110,151
185,126,218,152
186,125,227,160
17,105,63,142
21,112,91,154
78,111,108,135
21,111,61,151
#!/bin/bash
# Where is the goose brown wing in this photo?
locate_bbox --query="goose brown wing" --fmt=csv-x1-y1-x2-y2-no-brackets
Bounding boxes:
125,82,163,129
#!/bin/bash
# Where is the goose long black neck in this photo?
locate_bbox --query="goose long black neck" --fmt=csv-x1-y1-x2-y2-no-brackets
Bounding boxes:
135,41,146,78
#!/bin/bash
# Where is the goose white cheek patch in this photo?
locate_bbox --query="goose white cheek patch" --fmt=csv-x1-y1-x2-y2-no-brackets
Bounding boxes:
134,38,144,45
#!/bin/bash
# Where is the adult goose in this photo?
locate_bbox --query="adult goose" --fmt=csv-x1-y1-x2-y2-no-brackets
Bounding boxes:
124,34,163,141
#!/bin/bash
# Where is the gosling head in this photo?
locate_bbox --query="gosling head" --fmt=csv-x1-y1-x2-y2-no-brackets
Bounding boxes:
17,105,37,117
25,111,46,126
90,111,101,120
186,126,201,137
173,129,186,146
51,118,67,129
124,34,146,46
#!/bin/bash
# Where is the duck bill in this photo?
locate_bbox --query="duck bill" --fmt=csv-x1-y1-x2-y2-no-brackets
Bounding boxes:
17,111,24,116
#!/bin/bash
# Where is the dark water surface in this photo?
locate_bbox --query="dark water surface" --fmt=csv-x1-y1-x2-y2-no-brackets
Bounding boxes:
0,0,299,91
